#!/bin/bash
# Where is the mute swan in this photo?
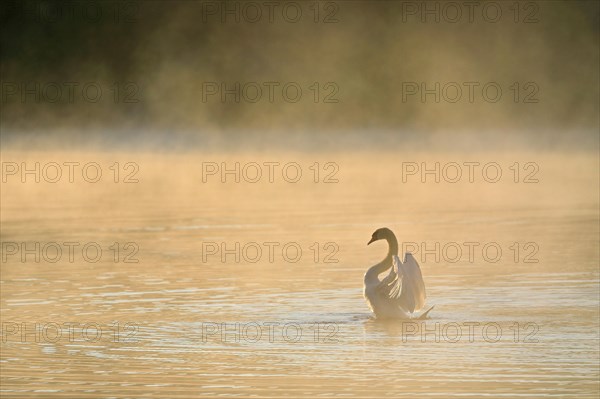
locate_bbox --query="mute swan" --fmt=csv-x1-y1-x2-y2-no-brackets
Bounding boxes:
364,228,433,319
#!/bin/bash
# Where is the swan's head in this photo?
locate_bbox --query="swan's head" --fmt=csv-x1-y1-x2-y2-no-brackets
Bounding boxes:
367,227,393,245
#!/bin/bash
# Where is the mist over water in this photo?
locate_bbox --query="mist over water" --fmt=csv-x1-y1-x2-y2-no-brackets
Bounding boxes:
1,1,599,398
2,150,599,398
1,0,599,148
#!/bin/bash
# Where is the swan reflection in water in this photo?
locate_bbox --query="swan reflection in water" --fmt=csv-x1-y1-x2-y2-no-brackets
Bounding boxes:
364,228,434,320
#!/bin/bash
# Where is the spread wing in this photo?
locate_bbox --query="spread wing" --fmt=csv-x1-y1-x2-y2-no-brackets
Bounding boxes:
376,253,426,313
396,253,427,312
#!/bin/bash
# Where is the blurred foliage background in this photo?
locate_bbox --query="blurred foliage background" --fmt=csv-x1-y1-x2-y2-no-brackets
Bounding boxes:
1,0,598,148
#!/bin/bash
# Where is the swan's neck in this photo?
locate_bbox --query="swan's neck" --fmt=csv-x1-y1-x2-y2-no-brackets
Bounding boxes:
365,233,399,282
384,233,399,261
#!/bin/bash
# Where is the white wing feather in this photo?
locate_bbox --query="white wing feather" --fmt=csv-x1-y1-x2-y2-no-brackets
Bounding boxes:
376,253,426,313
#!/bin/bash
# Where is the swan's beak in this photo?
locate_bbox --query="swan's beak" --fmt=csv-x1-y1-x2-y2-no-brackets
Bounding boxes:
367,237,376,245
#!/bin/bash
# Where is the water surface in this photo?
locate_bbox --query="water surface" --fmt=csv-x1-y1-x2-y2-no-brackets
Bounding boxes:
1,150,598,398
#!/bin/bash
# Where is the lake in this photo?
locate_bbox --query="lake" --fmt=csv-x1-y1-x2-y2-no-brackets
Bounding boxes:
1,149,598,398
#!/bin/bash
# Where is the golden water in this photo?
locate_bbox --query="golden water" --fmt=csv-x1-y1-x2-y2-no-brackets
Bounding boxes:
1,150,598,398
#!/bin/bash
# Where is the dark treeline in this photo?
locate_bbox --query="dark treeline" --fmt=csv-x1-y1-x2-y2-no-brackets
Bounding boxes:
1,0,598,147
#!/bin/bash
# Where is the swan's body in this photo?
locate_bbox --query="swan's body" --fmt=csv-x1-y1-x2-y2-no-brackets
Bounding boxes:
364,228,431,319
